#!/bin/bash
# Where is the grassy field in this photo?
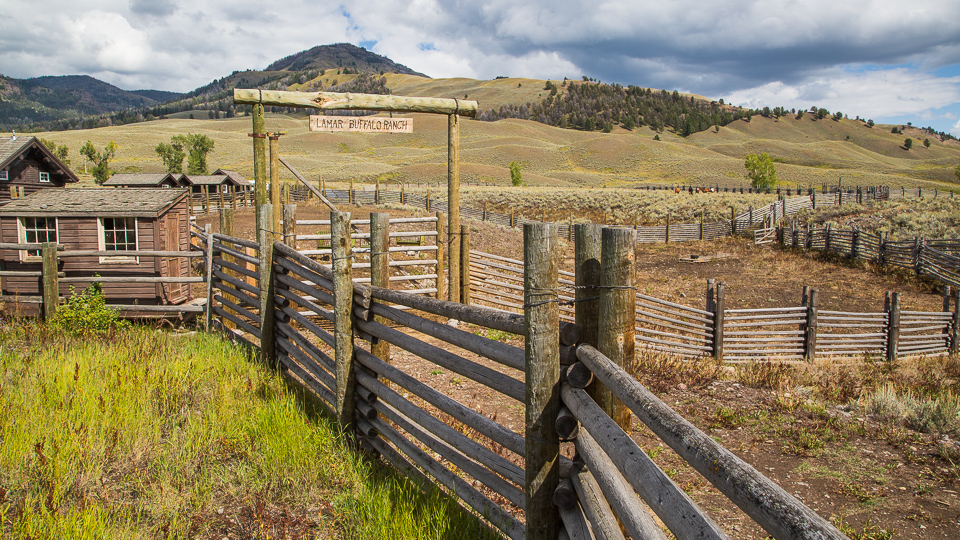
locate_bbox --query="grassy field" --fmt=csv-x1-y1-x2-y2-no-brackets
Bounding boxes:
23,74,960,192
0,322,496,539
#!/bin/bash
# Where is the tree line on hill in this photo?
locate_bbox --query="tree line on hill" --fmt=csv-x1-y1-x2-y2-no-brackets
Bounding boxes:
478,80,754,135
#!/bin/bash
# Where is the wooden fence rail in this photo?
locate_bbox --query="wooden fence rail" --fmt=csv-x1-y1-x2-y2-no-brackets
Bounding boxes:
194,219,854,539
780,224,960,291
469,249,959,363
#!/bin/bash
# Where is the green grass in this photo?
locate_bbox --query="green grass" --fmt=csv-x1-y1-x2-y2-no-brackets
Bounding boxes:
0,323,496,539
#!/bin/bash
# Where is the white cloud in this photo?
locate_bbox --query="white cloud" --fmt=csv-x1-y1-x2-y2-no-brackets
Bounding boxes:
726,67,960,120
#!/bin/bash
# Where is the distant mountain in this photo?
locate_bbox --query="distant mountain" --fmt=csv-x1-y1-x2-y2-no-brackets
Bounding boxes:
0,75,183,128
265,43,427,77
0,43,429,132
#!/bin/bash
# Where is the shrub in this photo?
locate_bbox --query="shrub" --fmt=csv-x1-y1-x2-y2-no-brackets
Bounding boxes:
509,161,523,186
51,282,128,337
905,391,960,434
863,384,905,423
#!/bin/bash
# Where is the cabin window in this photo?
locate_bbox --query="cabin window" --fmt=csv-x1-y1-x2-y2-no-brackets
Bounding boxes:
0,170,7,181
18,217,58,261
99,217,138,264
39,172,50,183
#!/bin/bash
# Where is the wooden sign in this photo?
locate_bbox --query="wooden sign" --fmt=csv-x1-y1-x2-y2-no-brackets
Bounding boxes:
310,115,413,133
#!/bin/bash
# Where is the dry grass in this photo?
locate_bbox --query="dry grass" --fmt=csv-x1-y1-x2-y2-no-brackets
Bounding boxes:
25,82,960,192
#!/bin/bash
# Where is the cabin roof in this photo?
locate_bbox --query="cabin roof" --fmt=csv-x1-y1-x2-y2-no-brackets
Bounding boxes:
0,136,80,183
0,188,189,218
103,173,179,186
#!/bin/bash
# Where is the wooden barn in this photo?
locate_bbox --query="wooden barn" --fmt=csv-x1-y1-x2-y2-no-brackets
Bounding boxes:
103,173,183,188
0,188,193,314
0,136,79,202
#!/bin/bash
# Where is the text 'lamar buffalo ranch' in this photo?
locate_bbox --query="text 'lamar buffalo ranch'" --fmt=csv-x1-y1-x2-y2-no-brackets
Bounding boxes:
309,116,413,133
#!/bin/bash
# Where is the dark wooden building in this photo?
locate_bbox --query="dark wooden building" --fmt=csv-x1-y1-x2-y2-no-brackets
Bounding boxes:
0,136,79,202
0,188,192,313
183,170,252,193
103,173,182,188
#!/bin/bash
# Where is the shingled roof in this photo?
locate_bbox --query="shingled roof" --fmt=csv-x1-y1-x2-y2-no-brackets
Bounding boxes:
0,188,189,218
103,173,181,187
0,136,80,183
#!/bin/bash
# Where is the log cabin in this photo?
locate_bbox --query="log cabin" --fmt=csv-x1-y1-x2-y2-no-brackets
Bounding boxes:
0,136,80,202
0,188,193,315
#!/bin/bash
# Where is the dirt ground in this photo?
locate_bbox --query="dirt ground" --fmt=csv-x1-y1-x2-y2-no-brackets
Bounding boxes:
198,200,960,538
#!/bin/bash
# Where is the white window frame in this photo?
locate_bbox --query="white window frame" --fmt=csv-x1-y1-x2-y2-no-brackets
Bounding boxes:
38,172,50,183
18,217,58,262
0,170,8,181
98,217,139,264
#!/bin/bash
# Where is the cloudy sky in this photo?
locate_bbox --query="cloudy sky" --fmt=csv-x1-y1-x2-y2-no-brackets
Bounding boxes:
2,0,960,135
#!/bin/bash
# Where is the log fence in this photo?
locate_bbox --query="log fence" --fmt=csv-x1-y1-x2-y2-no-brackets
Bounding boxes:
780,224,960,290
195,218,851,539
0,240,205,318
469,248,959,363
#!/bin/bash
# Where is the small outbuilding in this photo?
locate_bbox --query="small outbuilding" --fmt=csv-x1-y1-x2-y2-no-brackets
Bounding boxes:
0,188,193,314
0,136,79,202
103,173,183,188
183,169,252,193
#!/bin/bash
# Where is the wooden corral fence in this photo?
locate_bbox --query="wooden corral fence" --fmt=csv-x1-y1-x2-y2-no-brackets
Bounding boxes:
0,241,205,318
195,213,849,539
779,224,960,289
467,244,960,363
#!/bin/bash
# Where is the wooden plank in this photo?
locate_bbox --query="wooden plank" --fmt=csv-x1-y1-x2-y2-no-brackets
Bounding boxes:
575,345,848,540
234,88,479,117
563,385,729,540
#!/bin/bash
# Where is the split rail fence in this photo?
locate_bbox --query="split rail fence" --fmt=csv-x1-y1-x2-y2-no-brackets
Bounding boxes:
780,224,960,290
0,242,205,318
248,182,918,245
195,212,848,539
468,247,960,363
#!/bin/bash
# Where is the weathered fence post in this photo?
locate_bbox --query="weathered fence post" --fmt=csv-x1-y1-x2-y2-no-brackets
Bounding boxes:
699,213,704,241
448,113,461,307
42,242,59,320
730,206,736,236
575,223,603,404
460,224,471,305
953,288,960,356
435,211,445,300
203,224,215,331
332,211,356,429
371,212,391,362
524,222,560,540
886,292,901,363
283,204,297,248
879,232,887,265
257,204,276,366
598,226,637,431
804,288,818,361
425,187,431,211
851,229,860,260
712,281,725,360
217,212,237,329
914,238,923,278
812,190,816,210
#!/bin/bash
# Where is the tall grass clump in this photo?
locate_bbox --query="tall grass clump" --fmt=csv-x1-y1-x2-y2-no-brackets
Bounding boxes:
0,323,495,539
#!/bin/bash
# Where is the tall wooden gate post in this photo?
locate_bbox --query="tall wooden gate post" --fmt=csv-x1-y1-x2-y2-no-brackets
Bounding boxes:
598,226,637,431
257,204,276,366
523,223,560,540
332,211,357,428
574,223,603,400
370,212,390,362
270,133,282,240
41,242,59,320
252,103,268,227
448,113,461,303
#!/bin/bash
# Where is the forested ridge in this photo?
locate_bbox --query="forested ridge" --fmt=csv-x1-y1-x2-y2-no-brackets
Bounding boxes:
479,80,753,135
